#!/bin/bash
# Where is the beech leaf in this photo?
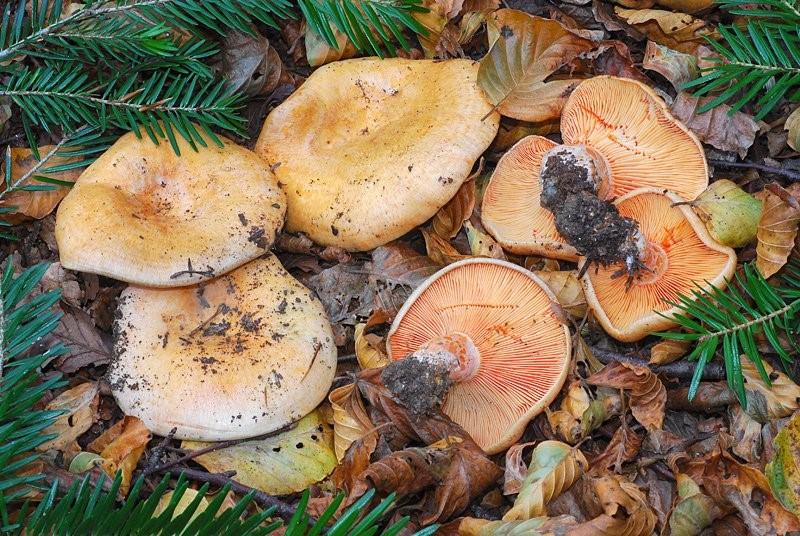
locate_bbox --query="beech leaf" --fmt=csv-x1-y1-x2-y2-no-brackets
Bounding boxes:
478,10,593,123
533,270,587,318
354,323,389,370
649,337,692,365
686,179,762,247
767,411,800,515
36,382,99,452
503,440,588,520
329,383,374,464
433,179,475,239
641,40,697,92
741,357,800,422
88,416,151,497
587,361,666,432
755,183,800,278
614,7,714,54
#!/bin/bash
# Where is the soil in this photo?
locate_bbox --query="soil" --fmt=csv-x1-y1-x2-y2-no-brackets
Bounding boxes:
381,352,454,416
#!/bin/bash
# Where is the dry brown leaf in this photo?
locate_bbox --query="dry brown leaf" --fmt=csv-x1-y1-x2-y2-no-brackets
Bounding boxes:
671,92,761,159
589,425,643,474
45,304,112,373
478,10,593,123
354,323,389,370
329,382,376,465
88,416,151,497
741,357,800,422
220,30,294,96
0,146,85,224
574,474,658,535
649,337,691,365
642,40,697,92
369,241,440,319
614,7,714,54
304,23,358,67
561,380,592,421
533,270,587,318
464,220,506,259
728,405,763,464
546,408,583,444
412,0,465,58
755,183,800,278
37,382,99,451
503,441,538,495
613,0,715,12
503,440,588,520
422,228,470,265
306,261,373,345
586,361,666,432
433,179,476,239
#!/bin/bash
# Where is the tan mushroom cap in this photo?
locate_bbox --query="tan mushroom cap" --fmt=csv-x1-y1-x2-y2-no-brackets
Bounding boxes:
108,254,336,440
561,76,708,200
254,57,500,251
580,188,736,342
481,136,577,260
387,258,571,454
55,129,286,287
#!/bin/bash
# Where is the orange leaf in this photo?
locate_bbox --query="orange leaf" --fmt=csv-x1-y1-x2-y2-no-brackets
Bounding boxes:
587,361,666,432
88,416,151,496
755,183,800,278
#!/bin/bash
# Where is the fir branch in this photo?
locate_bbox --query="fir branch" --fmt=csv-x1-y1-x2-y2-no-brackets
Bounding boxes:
654,260,800,406
299,0,428,57
686,2,800,120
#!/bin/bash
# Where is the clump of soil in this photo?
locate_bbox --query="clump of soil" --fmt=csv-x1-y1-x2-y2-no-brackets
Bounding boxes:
381,352,454,416
539,148,645,280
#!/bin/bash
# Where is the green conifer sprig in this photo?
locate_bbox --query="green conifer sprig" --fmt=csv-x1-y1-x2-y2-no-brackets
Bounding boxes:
685,1,800,120
654,260,800,406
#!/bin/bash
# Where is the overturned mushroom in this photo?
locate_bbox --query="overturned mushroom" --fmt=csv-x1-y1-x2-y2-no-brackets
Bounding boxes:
482,76,708,267
386,258,571,454
108,255,336,440
255,57,500,251
580,188,737,342
55,129,285,287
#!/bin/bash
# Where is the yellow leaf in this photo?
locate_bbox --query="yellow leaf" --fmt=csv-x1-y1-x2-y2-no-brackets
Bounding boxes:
465,220,505,259
503,440,588,520
304,23,357,67
355,323,389,370
88,416,151,497
433,179,475,239
422,228,469,265
755,183,800,278
786,106,800,152
478,10,593,123
183,410,336,495
688,179,762,247
37,382,99,452
615,7,714,54
767,411,800,515
154,489,210,524
649,337,691,365
533,270,587,317
459,515,579,535
642,40,697,92
741,357,800,422
329,382,375,462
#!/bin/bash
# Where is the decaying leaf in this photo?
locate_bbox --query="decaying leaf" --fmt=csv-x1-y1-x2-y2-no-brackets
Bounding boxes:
183,410,335,495
561,380,592,421
37,382,99,451
354,323,389,370
478,10,593,123
153,488,211,524
504,441,588,520
412,0,464,58
458,515,579,535
329,382,376,465
0,146,86,224
433,179,475,239
465,220,506,259
685,179,762,248
45,304,113,373
422,227,470,265
305,23,358,67
755,183,800,277
546,408,583,444
741,357,800,423
533,270,587,317
786,105,800,152
369,241,440,319
642,40,697,92
767,410,800,515
671,93,761,160
221,30,294,96
728,405,763,464
649,337,691,365
614,7,714,54
88,416,151,497
576,474,658,534
503,441,538,495
668,473,721,535
587,361,666,432
589,425,643,474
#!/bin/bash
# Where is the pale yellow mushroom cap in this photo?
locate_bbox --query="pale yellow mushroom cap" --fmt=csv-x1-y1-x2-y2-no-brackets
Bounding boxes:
255,57,500,251
108,254,336,440
55,129,286,287
387,258,571,454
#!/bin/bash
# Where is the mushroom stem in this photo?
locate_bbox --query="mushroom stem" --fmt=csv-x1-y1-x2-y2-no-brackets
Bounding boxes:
415,332,481,383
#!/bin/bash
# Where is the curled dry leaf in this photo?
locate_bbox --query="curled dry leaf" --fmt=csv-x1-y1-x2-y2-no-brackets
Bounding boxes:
668,473,721,535
465,220,506,259
671,93,761,160
589,425,643,474
685,179,762,248
546,408,583,444
478,10,594,123
767,410,800,515
0,146,86,224
422,227,470,265
561,380,592,421
503,441,538,495
329,382,375,465
354,323,389,370
533,270,587,318
503,440,588,520
576,474,658,535
182,410,336,495
37,382,99,451
433,179,476,239
587,360,666,432
458,515,580,535
642,40,697,92
755,183,800,278
614,8,714,54
786,105,800,152
221,30,294,97
413,0,464,58
45,304,112,373
87,416,151,497
369,241,440,319
741,357,800,423
728,405,763,464
305,23,358,67
649,337,691,365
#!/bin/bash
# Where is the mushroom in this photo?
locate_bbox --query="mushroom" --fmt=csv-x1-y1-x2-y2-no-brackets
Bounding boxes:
482,76,708,260
55,128,286,287
386,258,571,454
108,254,336,440
580,188,737,342
254,57,500,251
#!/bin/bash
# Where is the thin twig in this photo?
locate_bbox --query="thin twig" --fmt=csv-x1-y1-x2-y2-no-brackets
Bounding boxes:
590,346,725,381
165,467,306,524
708,158,800,182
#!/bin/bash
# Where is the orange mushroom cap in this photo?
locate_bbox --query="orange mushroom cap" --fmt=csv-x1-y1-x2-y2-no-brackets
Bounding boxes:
561,76,708,200
255,57,500,251
55,129,285,287
481,136,578,260
387,258,571,454
580,188,736,342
